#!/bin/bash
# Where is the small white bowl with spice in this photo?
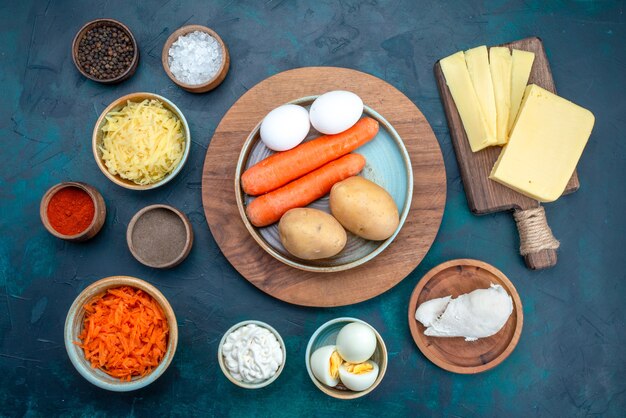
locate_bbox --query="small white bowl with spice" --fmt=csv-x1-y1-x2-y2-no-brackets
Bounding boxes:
218,320,285,389
162,25,230,93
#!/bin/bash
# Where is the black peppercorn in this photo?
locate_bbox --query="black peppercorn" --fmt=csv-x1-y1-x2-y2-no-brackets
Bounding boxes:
77,23,135,80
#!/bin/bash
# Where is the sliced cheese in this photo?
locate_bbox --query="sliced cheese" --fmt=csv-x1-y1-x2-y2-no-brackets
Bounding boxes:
489,84,594,202
100,99,185,185
440,51,496,152
489,47,512,145
508,49,535,134
465,45,497,141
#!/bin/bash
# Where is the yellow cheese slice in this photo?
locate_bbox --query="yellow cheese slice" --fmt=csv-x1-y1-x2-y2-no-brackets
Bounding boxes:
508,49,535,134
489,47,512,145
465,45,497,140
490,85,594,202
440,51,496,152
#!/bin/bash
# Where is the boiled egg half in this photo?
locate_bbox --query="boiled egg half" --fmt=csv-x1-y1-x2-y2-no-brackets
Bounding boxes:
339,360,379,391
310,345,342,387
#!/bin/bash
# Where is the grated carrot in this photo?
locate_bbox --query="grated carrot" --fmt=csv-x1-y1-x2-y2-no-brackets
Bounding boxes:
75,286,169,381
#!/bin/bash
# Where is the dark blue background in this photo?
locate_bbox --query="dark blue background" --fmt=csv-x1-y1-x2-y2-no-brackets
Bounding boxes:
1,1,625,416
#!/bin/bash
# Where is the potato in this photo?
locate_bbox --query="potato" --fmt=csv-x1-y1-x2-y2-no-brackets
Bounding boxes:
330,176,399,241
278,208,347,260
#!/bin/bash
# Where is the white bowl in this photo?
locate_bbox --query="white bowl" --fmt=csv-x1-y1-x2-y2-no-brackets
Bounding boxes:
305,317,387,399
217,320,286,389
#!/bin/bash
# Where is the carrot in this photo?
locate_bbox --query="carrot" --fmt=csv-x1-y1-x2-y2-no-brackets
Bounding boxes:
75,286,169,382
246,153,366,227
242,117,378,196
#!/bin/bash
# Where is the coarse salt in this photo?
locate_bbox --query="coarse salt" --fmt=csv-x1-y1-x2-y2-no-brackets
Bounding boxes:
168,31,223,85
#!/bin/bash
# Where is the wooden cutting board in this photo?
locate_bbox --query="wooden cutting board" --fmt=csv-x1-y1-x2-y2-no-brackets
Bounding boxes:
434,37,578,270
202,67,446,307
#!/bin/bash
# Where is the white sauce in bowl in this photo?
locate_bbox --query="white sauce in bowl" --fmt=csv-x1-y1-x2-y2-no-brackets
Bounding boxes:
222,324,283,384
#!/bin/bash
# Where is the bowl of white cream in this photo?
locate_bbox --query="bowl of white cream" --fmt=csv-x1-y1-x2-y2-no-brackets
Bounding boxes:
218,320,285,389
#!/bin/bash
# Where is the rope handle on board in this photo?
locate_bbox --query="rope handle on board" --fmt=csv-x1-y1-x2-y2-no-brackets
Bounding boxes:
513,206,560,269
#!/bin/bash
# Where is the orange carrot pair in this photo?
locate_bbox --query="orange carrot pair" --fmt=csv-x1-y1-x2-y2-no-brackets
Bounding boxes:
246,154,366,227
75,286,169,381
242,117,379,196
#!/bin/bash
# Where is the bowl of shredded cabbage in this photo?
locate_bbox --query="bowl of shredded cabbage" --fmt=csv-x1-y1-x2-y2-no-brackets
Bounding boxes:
92,92,190,190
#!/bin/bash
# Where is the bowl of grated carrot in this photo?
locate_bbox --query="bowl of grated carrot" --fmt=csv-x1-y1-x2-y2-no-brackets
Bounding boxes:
64,276,178,391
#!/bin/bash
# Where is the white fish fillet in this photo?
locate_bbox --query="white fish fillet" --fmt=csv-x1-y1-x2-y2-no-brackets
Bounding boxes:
415,284,513,341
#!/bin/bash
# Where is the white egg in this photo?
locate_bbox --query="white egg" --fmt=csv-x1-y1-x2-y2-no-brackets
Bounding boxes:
339,361,379,392
309,91,363,135
335,322,377,363
309,345,342,387
260,104,310,151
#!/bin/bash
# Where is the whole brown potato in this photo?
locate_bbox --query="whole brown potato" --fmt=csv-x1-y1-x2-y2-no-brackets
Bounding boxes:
330,176,399,241
278,208,347,260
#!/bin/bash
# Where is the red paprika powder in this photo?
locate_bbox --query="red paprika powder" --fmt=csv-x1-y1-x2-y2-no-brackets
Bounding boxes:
47,187,95,236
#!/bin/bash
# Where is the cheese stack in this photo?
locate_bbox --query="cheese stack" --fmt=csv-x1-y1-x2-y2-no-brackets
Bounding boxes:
441,43,595,202
440,45,535,149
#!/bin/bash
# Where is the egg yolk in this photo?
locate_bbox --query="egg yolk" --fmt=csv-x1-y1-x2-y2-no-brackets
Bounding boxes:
344,362,374,374
329,351,342,379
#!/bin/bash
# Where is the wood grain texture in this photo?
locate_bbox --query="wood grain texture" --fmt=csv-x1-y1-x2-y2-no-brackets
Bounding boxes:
407,259,523,374
435,37,577,270
202,67,446,307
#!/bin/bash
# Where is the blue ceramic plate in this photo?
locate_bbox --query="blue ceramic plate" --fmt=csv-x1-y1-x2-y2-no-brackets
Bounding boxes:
235,96,413,273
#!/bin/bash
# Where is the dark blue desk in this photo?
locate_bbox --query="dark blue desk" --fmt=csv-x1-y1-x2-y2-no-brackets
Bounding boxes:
1,1,624,416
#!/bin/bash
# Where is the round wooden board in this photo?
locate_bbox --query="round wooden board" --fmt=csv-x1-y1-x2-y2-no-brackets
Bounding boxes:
202,67,446,307
407,259,523,374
